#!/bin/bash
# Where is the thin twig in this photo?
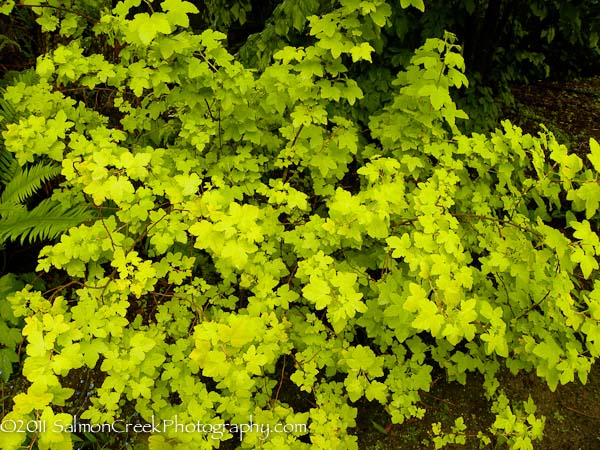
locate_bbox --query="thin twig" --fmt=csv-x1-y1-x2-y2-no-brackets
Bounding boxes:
564,405,600,420
273,355,287,406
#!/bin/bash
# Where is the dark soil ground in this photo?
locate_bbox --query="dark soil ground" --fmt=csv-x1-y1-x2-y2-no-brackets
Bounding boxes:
356,364,600,450
356,77,600,450
509,77,600,156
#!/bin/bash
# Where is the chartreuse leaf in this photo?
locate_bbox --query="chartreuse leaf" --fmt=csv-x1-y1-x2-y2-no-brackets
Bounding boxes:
568,182,600,219
161,0,199,28
125,12,172,46
588,138,600,172
411,300,445,337
350,42,374,62
38,408,74,449
403,282,427,312
303,275,331,309
400,0,425,12
570,247,598,279
36,56,55,78
0,1,15,15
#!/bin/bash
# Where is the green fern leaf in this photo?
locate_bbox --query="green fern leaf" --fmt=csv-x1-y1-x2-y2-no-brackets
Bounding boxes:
0,69,39,91
0,199,93,244
0,201,25,217
0,162,61,204
0,95,17,125
0,149,18,185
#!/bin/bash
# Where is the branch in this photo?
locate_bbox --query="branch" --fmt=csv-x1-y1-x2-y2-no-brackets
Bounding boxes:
18,2,97,23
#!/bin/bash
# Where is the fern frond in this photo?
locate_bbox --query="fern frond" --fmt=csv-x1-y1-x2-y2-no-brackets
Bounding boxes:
0,201,26,217
0,162,61,205
0,92,19,185
0,199,93,244
0,149,18,185
0,95,17,126
0,68,39,91
0,35,21,54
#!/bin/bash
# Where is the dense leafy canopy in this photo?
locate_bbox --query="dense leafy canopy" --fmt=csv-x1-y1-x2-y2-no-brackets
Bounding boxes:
0,1,599,449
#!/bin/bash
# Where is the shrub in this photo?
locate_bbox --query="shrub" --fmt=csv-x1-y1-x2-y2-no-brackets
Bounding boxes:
1,1,599,449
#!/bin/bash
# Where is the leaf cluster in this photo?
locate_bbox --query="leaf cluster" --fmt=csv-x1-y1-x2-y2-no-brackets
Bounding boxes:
0,78,92,246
